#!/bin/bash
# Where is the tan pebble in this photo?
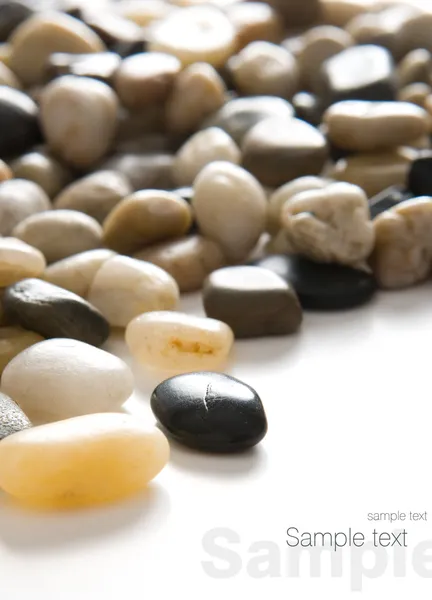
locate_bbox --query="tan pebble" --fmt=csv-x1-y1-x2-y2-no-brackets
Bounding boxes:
165,62,226,134
54,170,132,224
0,43,11,66
0,179,51,236
100,153,174,191
281,182,374,266
13,210,103,264
173,127,241,187
8,13,105,87
394,12,432,60
263,0,321,27
321,0,371,27
0,62,21,89
135,235,226,292
125,310,234,372
192,161,267,262
371,197,432,289
88,255,179,327
0,327,44,375
397,49,432,87
149,6,236,68
116,0,175,26
40,75,118,169
43,249,116,298
228,41,298,99
10,151,73,199
397,83,432,107
225,2,283,51
324,100,429,151
114,52,181,111
0,237,46,286
0,159,12,183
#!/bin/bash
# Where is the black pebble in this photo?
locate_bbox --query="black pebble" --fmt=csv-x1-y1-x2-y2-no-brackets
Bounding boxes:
369,185,412,218
151,372,268,453
0,0,33,42
407,152,432,197
0,87,41,159
3,278,110,347
0,391,31,441
253,255,377,311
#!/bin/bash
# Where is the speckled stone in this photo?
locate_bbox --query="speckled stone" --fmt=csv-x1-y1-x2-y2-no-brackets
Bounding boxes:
0,86,40,158
151,371,267,452
0,391,31,441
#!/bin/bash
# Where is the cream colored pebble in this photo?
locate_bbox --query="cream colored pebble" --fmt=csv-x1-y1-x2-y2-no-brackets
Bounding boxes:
116,0,175,26
0,179,51,236
10,151,72,199
173,128,241,186
0,237,46,286
126,311,234,372
88,255,179,328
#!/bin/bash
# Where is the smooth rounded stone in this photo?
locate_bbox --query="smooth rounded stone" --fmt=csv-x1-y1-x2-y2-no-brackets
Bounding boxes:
323,100,429,152
297,25,353,91
8,12,105,87
10,151,72,199
329,147,416,197
253,254,377,310
242,117,329,188
0,391,31,442
0,61,21,88
100,153,174,192
397,49,432,87
0,327,43,375
228,41,298,99
203,95,294,145
321,0,372,28
135,235,225,293
371,197,432,289
397,83,432,108
292,91,322,126
40,75,118,169
408,152,432,197
3,279,110,346
0,158,12,182
79,10,144,57
0,237,46,286
126,311,234,372
47,51,121,83
114,52,181,111
203,265,302,338
0,179,50,235
115,0,174,26
103,190,192,254
369,185,412,219
149,6,236,68
0,1,33,42
0,86,40,158
151,371,266,452
88,255,179,328
53,170,132,223
225,2,283,51
0,412,169,508
268,176,330,234
316,44,396,105
192,161,267,262
13,210,103,264
395,12,432,60
264,0,321,27
172,128,241,187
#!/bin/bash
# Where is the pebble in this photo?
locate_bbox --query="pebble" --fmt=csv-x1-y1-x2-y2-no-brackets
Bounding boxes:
254,254,377,310
0,61,21,88
0,391,31,442
88,255,179,328
397,49,432,87
281,182,374,266
369,185,411,219
116,0,174,27
192,161,267,262
408,152,432,197
165,62,226,134
173,127,241,187
0,86,40,158
0,412,169,508
203,265,302,338
228,41,298,99
43,248,115,297
3,278,110,347
8,12,105,87
0,158,12,182
13,210,103,264
114,52,181,110
397,83,431,108
323,100,429,152
0,237,46,286
371,197,432,289
103,190,192,254
225,1,283,51
80,10,144,57
264,0,321,27
395,12,432,59
292,91,322,125
125,311,234,372
10,151,72,198
0,1,33,42
321,0,367,27
0,178,51,235
40,75,118,169
149,5,236,68
135,235,225,293
47,51,121,83
242,117,329,188
100,153,174,192
0,326,43,375
54,170,132,223
151,372,267,452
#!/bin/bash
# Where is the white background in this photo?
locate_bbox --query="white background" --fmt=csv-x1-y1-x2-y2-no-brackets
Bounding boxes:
0,285,430,598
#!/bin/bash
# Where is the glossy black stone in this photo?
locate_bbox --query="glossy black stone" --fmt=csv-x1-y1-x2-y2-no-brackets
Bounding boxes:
407,152,432,197
0,87,41,159
253,255,377,311
369,185,412,218
151,372,267,453
0,391,31,441
47,52,121,83
0,1,33,42
3,279,110,347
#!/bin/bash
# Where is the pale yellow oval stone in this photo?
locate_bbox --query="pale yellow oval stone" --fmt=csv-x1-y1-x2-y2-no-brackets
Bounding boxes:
0,237,46,286
0,327,43,374
126,310,234,372
0,413,170,509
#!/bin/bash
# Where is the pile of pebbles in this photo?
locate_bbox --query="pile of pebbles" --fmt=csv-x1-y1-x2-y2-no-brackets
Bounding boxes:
0,0,430,508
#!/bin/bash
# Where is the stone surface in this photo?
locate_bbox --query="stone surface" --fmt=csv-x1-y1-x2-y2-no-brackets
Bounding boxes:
10,151,72,199
397,49,432,87
47,51,121,82
225,1,283,51
100,153,174,191
0,412,169,508
0,86,40,158
0,326,43,374
395,12,432,59
80,10,144,57
397,83,431,108
0,391,31,442
0,1,33,42
253,254,377,310
0,178,51,235
264,0,321,27
408,152,432,197
369,185,411,219
0,237,46,286
3,278,110,347
151,371,267,452
126,311,234,372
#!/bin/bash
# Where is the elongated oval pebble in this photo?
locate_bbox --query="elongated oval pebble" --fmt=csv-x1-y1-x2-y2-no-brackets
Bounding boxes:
126,311,234,372
0,391,31,441
0,413,169,508
0,326,43,374
0,237,45,286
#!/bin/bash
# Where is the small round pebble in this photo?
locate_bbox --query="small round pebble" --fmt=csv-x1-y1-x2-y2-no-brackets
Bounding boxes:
100,152,175,192
0,326,43,374
0,391,31,442
225,1,283,51
0,237,46,286
0,86,40,158
10,151,72,199
151,371,267,452
0,178,51,235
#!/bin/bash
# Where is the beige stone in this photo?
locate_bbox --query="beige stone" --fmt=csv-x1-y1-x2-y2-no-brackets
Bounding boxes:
225,2,283,51
125,311,234,372
394,12,432,59
0,327,44,375
0,237,46,286
10,151,73,199
397,49,432,87
321,0,371,27
397,83,432,107
116,0,175,26
0,62,20,88
0,179,51,236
